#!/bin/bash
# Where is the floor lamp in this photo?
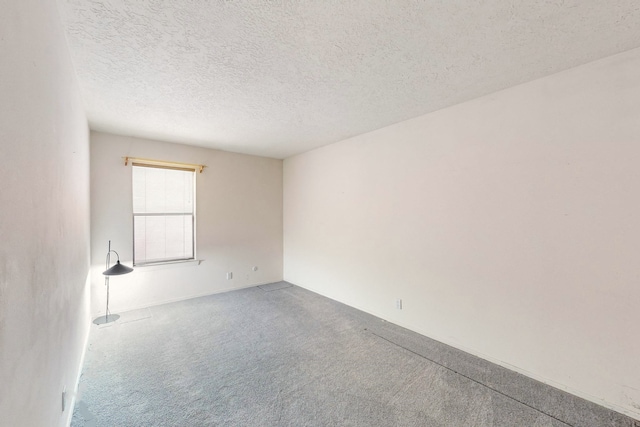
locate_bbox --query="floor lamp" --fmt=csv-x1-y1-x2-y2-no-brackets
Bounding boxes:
93,240,133,325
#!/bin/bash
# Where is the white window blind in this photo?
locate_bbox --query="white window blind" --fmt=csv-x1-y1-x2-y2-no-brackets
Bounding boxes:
133,165,195,265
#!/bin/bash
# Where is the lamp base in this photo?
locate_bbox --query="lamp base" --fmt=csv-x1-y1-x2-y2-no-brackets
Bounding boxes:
92,314,120,325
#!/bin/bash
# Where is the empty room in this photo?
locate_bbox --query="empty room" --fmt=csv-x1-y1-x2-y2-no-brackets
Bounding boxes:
2,0,640,426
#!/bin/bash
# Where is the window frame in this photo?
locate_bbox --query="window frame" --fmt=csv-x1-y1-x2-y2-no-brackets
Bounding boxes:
131,163,197,266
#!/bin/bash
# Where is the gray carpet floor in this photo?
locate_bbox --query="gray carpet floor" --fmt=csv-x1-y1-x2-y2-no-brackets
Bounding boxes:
71,282,638,426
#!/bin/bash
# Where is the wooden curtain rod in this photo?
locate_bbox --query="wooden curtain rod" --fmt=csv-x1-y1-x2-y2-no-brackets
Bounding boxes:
123,157,206,173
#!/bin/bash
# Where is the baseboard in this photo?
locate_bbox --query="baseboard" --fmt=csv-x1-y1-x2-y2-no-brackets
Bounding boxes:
288,279,640,422
65,303,92,427
105,280,282,316
394,319,640,421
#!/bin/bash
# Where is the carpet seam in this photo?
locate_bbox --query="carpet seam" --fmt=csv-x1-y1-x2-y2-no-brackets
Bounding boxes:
369,331,574,427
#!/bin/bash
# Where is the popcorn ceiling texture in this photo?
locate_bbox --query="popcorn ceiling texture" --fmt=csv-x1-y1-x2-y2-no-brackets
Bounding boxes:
58,0,640,158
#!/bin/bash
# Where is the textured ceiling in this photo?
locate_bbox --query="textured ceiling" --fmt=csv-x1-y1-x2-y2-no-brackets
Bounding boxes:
58,1,640,159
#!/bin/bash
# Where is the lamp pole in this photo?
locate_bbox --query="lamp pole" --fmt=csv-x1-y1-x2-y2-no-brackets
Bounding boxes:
92,240,133,325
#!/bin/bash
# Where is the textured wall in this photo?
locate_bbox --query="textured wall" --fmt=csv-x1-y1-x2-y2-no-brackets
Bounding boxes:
90,132,283,315
284,47,640,418
0,1,91,426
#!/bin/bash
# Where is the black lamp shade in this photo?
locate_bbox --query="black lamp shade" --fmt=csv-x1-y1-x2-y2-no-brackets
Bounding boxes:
103,260,134,276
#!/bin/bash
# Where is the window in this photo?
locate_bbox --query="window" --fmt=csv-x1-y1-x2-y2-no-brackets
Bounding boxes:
132,164,195,265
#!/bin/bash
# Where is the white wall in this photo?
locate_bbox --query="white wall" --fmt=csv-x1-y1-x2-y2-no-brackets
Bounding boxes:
90,132,283,314
284,47,640,418
0,1,91,426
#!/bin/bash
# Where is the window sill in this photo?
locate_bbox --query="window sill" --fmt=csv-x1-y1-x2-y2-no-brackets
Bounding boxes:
133,259,202,271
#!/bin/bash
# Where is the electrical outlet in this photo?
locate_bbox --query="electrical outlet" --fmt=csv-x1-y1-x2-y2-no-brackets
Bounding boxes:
396,299,403,310
226,272,233,280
